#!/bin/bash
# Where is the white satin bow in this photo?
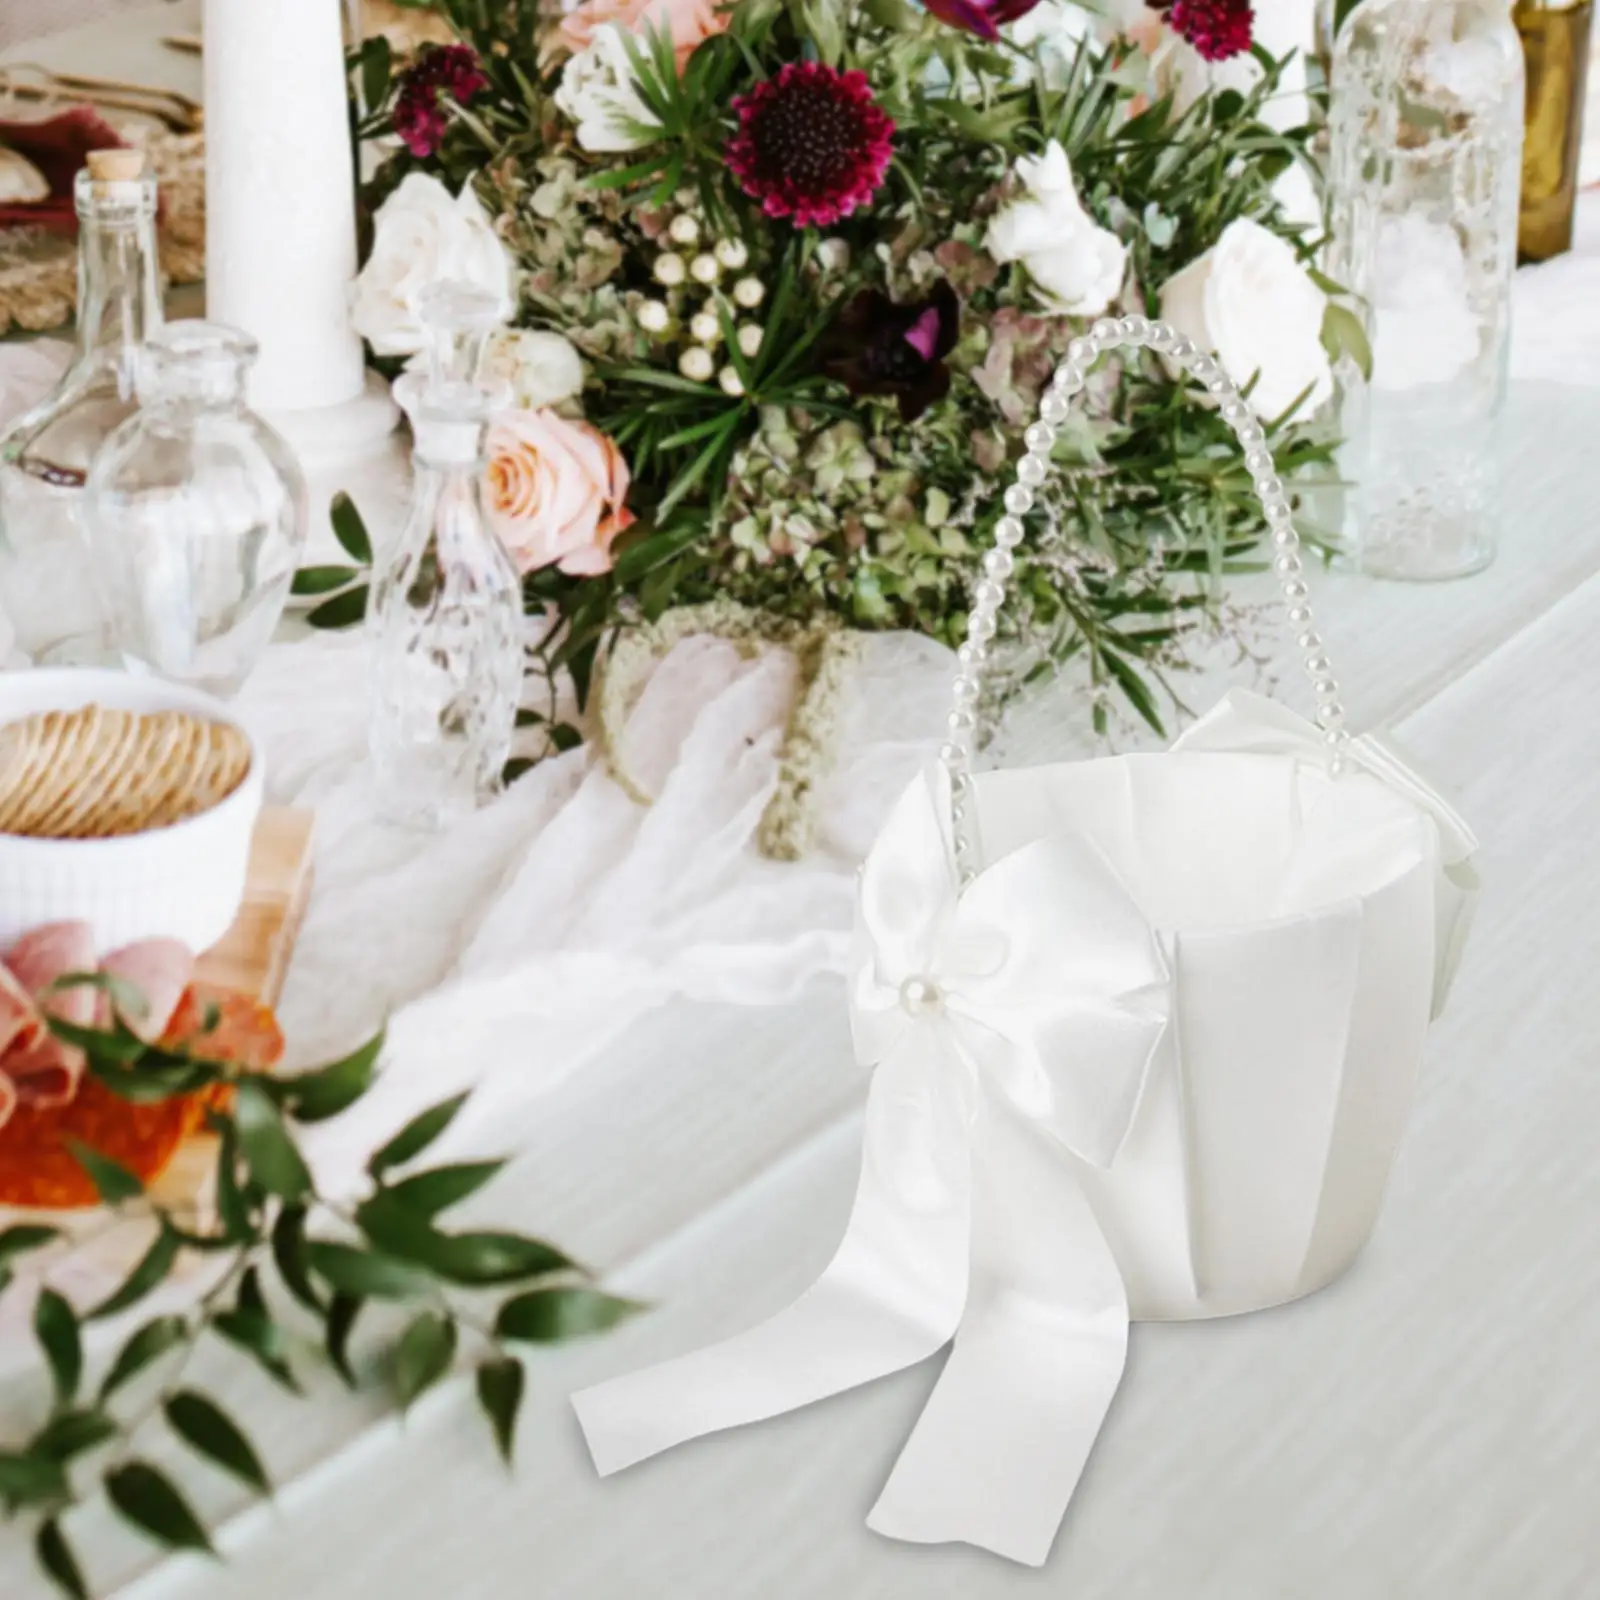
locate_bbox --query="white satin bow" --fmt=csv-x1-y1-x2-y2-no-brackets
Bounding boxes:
850,767,1170,1178
574,766,1171,1566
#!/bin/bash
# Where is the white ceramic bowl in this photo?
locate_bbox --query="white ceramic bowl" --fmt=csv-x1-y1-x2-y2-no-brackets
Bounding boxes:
0,669,263,953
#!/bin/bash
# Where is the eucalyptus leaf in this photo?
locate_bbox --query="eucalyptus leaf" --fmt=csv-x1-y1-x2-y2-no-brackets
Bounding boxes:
494,1287,644,1344
88,1224,179,1321
394,1311,458,1409
100,1315,188,1400
329,491,373,565
36,1519,88,1600
475,1358,525,1466
306,1241,436,1300
357,1196,574,1285
0,1224,59,1263
65,1141,143,1204
34,1289,81,1404
368,1092,470,1177
234,1081,312,1200
0,1450,69,1508
211,1116,256,1242
291,564,362,597
165,1391,271,1494
325,1294,363,1387
212,1308,300,1392
381,1160,506,1218
284,1029,384,1123
31,1408,119,1464
106,1461,215,1555
271,1205,325,1314
306,586,370,630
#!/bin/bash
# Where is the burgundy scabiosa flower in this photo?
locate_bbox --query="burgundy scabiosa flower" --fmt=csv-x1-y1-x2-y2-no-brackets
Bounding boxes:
394,44,490,159
725,63,894,229
921,0,1042,43
1155,0,1255,63
821,281,962,423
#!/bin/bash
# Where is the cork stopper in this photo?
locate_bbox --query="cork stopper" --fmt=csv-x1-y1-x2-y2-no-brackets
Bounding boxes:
85,148,147,183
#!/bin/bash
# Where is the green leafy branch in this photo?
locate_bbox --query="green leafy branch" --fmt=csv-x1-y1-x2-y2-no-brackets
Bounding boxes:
1,1004,641,1600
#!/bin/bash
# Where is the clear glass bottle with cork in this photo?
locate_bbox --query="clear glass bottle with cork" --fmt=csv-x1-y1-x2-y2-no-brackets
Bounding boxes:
0,147,162,663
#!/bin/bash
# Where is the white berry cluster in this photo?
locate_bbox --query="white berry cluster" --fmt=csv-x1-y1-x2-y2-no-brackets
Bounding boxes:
634,204,766,397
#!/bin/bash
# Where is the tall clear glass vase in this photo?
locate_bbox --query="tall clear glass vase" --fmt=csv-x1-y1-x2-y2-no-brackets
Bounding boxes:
0,150,162,661
367,283,523,829
1326,0,1525,581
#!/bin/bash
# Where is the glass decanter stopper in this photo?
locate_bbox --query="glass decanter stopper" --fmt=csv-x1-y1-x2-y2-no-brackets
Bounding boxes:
1326,0,1524,582
0,148,162,662
367,281,523,829
84,321,309,696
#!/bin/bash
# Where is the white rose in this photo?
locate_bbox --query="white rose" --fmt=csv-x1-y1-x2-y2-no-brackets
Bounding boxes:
482,328,587,410
554,24,662,154
984,140,1127,318
350,173,515,359
1158,218,1332,422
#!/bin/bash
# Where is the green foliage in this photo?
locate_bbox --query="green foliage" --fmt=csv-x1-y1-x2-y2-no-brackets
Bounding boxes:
3,1008,643,1600
337,1,1340,742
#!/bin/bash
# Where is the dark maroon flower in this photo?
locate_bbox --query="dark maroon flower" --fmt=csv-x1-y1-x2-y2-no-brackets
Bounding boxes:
393,43,490,159
821,281,962,423
1154,0,1254,62
921,0,1042,42
726,63,894,229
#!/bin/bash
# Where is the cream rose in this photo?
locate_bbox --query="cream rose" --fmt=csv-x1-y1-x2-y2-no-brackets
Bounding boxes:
985,141,1127,319
554,23,663,153
1158,218,1333,422
485,408,635,577
349,173,515,359
483,328,586,410
553,0,727,72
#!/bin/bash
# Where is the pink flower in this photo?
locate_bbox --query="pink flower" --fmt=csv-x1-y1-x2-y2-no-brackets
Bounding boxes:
726,63,894,230
554,0,728,72
393,44,490,159
485,409,636,577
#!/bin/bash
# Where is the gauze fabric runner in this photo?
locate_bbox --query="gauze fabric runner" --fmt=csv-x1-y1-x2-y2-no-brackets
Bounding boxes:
573,693,1479,1566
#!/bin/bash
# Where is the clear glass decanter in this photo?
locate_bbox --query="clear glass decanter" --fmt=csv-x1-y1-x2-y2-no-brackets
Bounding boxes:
83,321,309,697
367,283,523,829
0,150,162,662
1326,0,1525,581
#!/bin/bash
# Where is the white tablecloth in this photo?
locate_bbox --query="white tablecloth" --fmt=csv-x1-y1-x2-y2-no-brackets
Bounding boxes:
4,374,1588,1600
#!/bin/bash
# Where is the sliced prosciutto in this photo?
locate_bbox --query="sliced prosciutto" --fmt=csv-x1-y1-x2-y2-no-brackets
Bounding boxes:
0,921,98,1116
102,939,196,1042
0,925,200,1132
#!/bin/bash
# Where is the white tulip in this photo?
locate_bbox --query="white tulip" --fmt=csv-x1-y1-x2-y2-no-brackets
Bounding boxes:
554,24,662,154
1158,218,1333,422
349,173,515,359
985,140,1127,318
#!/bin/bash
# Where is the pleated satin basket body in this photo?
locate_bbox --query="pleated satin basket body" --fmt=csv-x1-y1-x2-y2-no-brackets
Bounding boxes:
573,317,1481,1566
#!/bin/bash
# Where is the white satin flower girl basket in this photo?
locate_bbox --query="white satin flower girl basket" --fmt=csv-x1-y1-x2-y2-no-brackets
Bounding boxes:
574,318,1481,1565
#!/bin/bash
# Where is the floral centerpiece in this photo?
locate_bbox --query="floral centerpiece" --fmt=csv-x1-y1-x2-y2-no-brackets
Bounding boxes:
309,0,1360,831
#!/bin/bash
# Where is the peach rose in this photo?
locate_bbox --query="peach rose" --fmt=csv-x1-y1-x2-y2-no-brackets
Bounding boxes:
553,0,727,72
485,408,635,577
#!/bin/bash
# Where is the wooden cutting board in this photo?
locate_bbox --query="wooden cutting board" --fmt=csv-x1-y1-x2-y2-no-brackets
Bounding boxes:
148,806,315,1213
194,806,316,1007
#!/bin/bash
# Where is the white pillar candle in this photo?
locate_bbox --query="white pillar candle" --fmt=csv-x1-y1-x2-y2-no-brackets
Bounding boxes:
203,0,366,414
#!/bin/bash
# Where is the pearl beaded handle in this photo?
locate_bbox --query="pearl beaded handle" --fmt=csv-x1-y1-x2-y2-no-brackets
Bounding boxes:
942,314,1351,887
